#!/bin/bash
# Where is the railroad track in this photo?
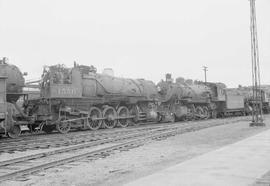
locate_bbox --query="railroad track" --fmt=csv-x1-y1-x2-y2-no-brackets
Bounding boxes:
0,126,159,153
0,116,250,153
0,120,175,145
0,122,190,153
0,116,251,153
0,116,251,182
0,115,251,143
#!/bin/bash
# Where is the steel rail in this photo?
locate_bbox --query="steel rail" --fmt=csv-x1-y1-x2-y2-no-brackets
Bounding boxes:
0,116,250,153
0,123,182,152
0,115,251,143
0,116,249,153
0,115,250,145
0,126,178,167
0,121,163,143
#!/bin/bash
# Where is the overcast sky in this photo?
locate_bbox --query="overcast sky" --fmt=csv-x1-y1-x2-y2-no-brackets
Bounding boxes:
0,0,269,87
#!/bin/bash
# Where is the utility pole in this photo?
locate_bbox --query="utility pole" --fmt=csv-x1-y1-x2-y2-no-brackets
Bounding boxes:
249,0,265,126
202,66,208,83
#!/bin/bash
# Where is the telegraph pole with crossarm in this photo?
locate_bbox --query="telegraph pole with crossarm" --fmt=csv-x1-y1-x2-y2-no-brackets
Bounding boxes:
203,66,208,84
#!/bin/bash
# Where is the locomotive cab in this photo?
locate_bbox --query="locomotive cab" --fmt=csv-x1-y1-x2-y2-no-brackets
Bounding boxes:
40,65,82,98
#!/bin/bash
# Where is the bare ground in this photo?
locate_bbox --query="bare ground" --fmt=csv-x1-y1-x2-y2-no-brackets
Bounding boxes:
1,116,270,186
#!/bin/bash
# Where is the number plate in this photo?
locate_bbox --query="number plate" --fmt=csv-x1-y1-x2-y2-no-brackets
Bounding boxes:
51,85,82,98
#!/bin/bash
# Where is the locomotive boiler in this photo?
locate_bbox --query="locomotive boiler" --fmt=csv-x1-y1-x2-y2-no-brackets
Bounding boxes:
27,63,161,133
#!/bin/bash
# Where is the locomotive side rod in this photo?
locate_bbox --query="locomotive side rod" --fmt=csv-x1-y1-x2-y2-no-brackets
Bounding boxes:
58,115,136,123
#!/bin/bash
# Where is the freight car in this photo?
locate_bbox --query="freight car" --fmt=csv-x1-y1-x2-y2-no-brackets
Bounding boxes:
231,86,270,114
26,63,162,134
262,89,270,113
250,88,270,114
214,88,250,117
